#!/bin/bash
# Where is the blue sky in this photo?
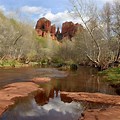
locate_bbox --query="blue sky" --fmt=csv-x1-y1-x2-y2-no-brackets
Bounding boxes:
0,0,115,27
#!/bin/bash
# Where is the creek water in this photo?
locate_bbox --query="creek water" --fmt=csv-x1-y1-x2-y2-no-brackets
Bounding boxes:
0,66,116,120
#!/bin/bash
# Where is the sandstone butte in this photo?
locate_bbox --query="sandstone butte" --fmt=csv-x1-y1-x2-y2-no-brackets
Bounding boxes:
61,92,120,120
0,82,43,117
35,17,83,41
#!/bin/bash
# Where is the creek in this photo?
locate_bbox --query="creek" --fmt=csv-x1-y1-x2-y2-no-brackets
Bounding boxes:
0,66,116,120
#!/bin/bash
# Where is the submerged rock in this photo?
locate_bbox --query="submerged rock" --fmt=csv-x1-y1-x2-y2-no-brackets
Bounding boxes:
32,77,51,83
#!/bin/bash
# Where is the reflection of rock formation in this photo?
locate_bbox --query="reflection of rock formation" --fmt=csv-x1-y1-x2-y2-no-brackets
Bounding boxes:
34,89,59,106
34,91,49,106
35,17,83,41
60,92,72,103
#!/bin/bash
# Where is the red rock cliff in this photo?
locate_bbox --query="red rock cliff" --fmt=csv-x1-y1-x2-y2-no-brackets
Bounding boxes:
62,21,82,40
35,17,56,39
35,17,83,41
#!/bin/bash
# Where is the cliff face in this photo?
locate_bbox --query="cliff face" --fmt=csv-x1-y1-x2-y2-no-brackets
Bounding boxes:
35,17,52,37
35,17,83,41
50,25,56,40
62,22,78,40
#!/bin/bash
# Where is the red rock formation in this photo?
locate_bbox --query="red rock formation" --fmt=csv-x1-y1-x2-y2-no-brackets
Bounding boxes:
50,24,56,39
35,17,51,32
50,24,56,34
35,17,83,41
62,21,82,40
35,17,51,37
35,17,57,39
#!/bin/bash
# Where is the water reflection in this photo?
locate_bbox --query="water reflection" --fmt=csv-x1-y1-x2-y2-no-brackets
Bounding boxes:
39,67,116,95
0,66,117,120
1,91,82,120
0,68,67,88
0,67,115,94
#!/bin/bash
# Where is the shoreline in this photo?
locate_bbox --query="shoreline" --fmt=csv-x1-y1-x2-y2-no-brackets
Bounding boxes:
0,82,43,117
61,91,120,120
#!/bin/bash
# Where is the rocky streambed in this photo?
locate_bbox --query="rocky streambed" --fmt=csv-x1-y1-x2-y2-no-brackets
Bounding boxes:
0,81,120,120
61,92,120,120
0,67,119,120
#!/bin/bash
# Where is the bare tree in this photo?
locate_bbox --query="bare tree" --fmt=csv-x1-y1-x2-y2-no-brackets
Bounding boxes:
69,0,120,69
101,2,112,40
111,1,120,62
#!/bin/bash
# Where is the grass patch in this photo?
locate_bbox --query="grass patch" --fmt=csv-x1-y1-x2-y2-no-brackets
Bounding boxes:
99,67,120,83
0,60,23,68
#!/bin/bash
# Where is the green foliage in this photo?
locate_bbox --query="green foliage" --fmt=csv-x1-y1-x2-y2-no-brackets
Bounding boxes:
36,36,47,47
99,67,120,83
27,50,37,61
0,60,22,67
51,57,64,64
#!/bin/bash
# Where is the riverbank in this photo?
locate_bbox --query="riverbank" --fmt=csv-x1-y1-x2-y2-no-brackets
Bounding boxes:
0,66,119,120
99,67,120,83
61,91,120,120
0,60,39,69
99,67,120,95
0,82,43,116
0,59,79,71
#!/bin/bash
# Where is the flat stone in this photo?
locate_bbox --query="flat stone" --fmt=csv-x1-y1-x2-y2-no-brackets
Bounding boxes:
61,92,120,120
0,82,43,116
32,77,51,83
81,106,120,120
61,92,120,105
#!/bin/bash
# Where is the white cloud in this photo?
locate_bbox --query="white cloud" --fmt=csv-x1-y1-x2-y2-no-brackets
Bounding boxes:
20,6,50,15
20,6,84,28
0,5,6,12
39,10,84,28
